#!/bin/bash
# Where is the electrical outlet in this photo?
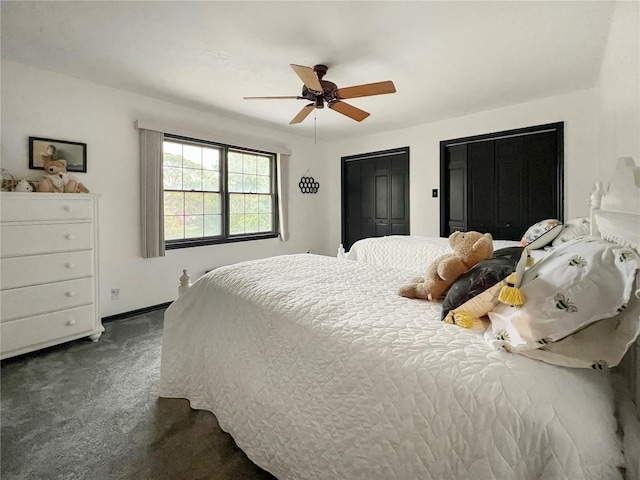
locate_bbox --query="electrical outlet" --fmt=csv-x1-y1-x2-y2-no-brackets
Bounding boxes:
432,189,438,198
111,288,121,300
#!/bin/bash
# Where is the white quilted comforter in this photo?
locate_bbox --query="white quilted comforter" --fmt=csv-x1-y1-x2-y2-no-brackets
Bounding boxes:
344,236,530,273
159,254,624,480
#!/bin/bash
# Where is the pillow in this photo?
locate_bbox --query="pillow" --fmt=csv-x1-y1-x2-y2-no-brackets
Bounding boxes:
487,237,639,352
443,248,533,328
441,247,523,320
520,219,563,249
444,279,507,330
517,287,640,369
551,217,591,247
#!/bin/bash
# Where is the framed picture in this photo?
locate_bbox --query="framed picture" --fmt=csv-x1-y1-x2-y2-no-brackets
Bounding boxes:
29,137,87,173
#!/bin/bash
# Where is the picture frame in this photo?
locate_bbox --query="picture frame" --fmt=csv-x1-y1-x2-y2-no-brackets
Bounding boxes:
29,136,87,173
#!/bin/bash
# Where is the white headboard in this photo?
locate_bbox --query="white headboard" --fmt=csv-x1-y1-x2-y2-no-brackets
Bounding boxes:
590,157,640,423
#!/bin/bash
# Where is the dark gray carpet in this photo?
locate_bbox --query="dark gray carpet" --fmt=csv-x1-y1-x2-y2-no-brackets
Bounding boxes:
1,309,277,480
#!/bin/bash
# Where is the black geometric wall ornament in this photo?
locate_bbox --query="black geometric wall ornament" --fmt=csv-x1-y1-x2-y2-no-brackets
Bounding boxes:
299,169,319,194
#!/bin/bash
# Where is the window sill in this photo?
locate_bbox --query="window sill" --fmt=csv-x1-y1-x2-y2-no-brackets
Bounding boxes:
166,233,278,250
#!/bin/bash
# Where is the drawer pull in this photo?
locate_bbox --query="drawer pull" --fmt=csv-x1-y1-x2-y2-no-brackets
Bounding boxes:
64,206,74,212
65,263,76,269
65,234,76,240
67,320,77,326
66,291,76,297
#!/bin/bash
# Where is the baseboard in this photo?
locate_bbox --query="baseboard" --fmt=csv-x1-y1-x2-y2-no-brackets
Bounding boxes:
102,302,172,323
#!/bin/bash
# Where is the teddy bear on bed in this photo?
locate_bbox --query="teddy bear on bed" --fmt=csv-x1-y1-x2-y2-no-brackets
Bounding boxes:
398,231,494,301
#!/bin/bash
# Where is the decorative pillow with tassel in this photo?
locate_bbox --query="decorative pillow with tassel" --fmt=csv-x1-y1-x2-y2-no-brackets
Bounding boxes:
444,248,533,330
441,247,525,321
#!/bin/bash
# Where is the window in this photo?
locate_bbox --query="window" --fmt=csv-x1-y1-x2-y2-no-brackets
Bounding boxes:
163,135,277,249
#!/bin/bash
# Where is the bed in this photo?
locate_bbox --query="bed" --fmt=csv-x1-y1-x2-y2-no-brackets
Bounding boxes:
337,236,532,273
159,158,640,480
337,236,549,273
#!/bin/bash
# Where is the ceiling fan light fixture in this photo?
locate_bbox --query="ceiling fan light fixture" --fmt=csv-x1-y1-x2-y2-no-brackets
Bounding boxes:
244,64,396,123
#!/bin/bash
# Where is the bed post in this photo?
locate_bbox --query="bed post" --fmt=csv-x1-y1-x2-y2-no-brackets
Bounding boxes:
178,269,191,297
589,181,608,236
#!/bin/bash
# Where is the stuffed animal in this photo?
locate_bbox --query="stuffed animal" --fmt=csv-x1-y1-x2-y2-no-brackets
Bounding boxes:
37,158,89,193
14,179,34,192
399,231,494,301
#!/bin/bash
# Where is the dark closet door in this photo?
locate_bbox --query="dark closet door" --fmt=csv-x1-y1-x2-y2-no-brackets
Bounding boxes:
493,137,526,239
440,123,563,240
523,130,559,227
342,148,409,250
447,144,468,233
467,141,497,235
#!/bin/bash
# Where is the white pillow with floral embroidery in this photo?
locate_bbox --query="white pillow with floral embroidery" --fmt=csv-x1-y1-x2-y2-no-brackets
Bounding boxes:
486,237,639,352
551,217,591,247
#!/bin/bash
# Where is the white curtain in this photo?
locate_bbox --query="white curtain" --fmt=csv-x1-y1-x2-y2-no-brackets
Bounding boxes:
277,154,290,241
140,128,165,258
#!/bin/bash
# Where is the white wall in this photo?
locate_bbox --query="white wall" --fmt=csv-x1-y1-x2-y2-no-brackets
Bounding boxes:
3,0,634,318
326,88,600,247
1,60,331,316
596,0,640,175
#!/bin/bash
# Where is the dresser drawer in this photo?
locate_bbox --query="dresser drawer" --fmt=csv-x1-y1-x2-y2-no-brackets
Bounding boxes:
1,251,93,289
1,195,92,222
1,305,95,354
1,223,92,257
1,277,94,322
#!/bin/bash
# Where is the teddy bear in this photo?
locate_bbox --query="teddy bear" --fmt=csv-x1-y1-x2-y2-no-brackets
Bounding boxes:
398,231,494,301
37,158,89,193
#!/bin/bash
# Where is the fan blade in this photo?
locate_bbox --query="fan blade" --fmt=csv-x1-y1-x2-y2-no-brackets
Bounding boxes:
290,64,323,92
336,81,396,99
243,96,303,100
328,101,370,122
290,104,315,124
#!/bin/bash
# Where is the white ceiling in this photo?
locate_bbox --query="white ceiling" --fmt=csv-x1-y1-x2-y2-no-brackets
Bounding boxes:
1,1,615,142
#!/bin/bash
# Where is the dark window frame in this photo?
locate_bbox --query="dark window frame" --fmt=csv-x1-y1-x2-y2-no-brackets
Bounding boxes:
163,134,279,250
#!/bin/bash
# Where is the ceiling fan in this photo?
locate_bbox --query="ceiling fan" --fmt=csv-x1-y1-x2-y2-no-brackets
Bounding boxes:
243,64,396,124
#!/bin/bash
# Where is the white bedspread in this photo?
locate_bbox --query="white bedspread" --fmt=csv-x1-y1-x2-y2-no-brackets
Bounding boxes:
159,254,623,480
345,235,531,273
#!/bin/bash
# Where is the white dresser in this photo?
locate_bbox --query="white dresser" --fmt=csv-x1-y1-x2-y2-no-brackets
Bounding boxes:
1,192,103,359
